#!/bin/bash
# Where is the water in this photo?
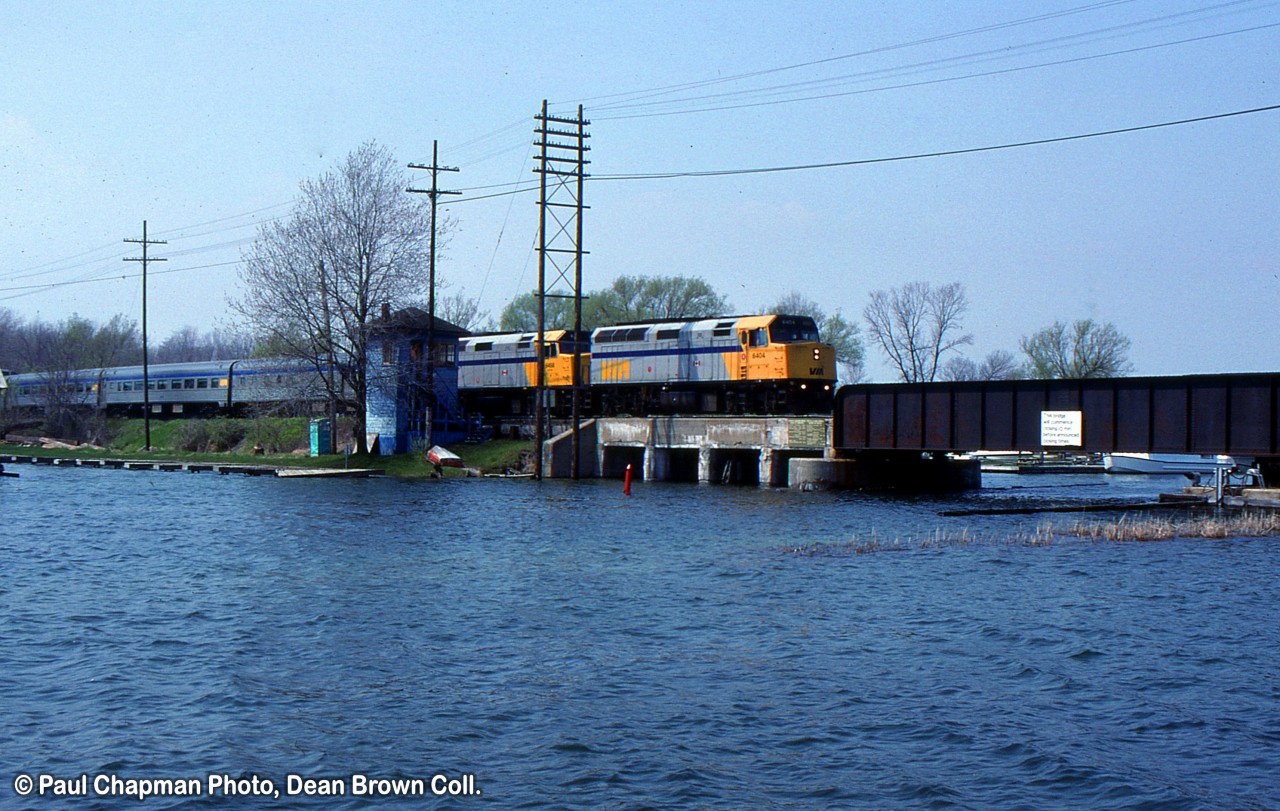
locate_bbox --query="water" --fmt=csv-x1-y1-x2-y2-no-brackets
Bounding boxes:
2,466,1278,809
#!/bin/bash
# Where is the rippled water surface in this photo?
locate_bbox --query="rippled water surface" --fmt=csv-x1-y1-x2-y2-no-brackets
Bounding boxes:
2,466,1278,809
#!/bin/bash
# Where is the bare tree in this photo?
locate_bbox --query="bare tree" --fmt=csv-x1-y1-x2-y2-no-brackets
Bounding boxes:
0,308,23,372
1021,319,1132,378
942,349,1023,381
763,291,865,383
154,326,203,363
436,292,487,333
18,314,140,437
235,141,439,453
153,325,258,363
864,281,972,382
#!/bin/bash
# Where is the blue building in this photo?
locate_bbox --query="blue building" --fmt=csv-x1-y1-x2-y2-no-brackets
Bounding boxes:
365,306,468,455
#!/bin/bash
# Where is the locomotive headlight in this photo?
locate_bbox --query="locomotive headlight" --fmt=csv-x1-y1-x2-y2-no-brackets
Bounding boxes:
800,383,807,390
812,348,821,360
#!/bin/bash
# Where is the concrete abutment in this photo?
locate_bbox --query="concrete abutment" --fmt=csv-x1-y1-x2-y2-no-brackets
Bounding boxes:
542,416,979,490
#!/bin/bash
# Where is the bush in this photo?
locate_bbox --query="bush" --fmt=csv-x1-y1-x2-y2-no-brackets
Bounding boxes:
174,420,211,452
206,419,248,452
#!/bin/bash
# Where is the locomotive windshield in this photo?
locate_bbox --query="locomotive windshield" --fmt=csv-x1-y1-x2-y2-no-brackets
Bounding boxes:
768,316,820,343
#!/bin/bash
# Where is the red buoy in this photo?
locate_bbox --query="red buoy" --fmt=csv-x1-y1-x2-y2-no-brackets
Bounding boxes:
623,463,632,496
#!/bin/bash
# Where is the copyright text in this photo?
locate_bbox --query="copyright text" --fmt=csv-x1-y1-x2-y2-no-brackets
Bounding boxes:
11,772,480,801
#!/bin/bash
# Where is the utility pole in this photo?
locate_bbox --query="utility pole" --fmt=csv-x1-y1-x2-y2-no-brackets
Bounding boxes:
124,221,166,452
408,141,459,448
317,259,337,455
533,101,589,480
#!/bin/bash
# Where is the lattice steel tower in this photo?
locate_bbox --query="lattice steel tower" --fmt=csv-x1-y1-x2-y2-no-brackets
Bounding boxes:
533,101,589,479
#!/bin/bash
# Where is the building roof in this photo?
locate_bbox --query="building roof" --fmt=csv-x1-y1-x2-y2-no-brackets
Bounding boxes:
371,306,469,338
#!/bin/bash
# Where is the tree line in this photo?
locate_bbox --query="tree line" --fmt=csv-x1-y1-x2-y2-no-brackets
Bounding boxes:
0,309,254,375
495,276,1131,385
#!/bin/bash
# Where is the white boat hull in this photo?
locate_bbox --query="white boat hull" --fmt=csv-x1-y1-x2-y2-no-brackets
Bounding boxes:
1103,453,1235,475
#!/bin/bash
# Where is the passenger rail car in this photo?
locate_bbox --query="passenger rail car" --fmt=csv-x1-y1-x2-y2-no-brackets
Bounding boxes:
2,359,329,416
457,314,835,417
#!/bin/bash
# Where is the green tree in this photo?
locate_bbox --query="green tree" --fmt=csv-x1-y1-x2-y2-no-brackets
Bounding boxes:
763,291,865,382
591,274,728,325
1020,319,1132,378
498,274,730,332
498,292,577,331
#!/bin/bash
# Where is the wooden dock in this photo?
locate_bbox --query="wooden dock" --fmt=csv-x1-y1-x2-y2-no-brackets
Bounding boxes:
0,454,382,479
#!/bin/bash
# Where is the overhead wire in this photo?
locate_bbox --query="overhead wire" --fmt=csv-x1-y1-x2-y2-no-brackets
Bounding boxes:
596,21,1280,120
588,3,1278,118
591,103,1280,181
561,0,1145,108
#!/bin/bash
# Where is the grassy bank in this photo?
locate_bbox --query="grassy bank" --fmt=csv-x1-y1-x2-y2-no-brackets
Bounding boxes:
1,417,532,479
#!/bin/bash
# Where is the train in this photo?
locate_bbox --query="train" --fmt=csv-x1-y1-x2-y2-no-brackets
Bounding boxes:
2,312,837,425
458,313,836,417
1,358,327,416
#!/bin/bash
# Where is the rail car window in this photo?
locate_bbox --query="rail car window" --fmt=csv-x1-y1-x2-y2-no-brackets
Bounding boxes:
213,379,224,389
749,328,768,347
596,330,618,343
656,329,681,341
473,341,493,352
712,327,732,337
156,380,168,390
184,379,195,389
769,317,820,343
197,379,208,389
626,328,648,341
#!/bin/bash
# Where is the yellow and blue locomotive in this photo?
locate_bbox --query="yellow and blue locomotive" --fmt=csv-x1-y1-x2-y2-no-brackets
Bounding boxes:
456,329,590,417
591,313,834,414
456,314,835,417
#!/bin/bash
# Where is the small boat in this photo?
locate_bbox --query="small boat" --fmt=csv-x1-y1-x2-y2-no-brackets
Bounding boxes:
426,445,463,468
1103,452,1237,475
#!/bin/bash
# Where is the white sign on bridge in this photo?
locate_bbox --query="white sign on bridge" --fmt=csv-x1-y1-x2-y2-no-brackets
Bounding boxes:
1041,410,1083,447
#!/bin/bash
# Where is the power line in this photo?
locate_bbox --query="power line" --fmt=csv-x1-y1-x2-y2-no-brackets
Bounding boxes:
564,0,1145,109
592,17,1280,119
592,103,1280,181
0,261,239,300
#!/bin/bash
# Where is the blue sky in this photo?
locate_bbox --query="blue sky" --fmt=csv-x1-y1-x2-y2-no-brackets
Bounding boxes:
2,0,1276,380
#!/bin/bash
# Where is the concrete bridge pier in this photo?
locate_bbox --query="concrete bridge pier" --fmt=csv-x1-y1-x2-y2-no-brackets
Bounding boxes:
553,416,831,487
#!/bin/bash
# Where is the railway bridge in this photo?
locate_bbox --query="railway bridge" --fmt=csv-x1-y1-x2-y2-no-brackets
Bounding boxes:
543,373,1279,489
826,372,1280,489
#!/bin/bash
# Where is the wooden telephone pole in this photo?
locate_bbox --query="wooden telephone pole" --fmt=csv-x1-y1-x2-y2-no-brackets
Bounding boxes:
124,221,166,451
408,141,459,447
